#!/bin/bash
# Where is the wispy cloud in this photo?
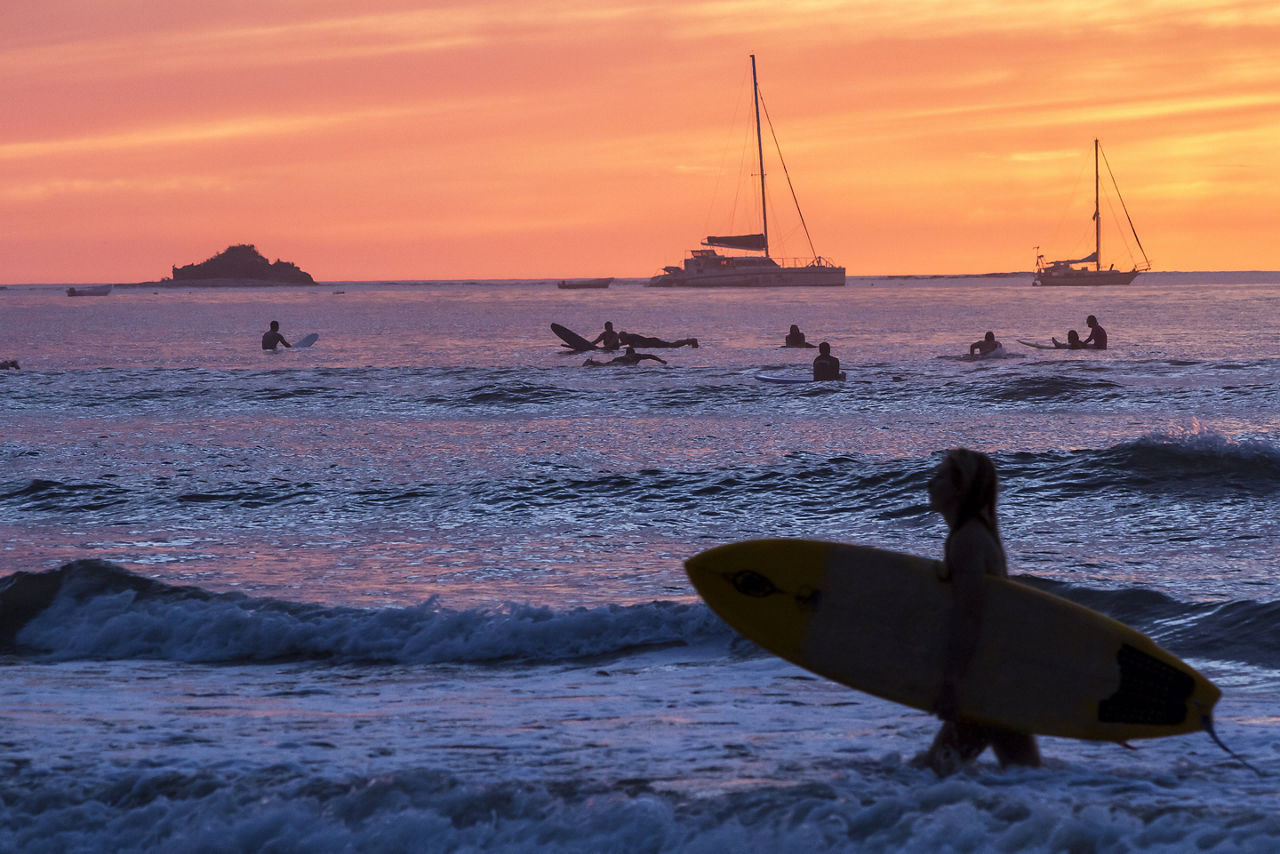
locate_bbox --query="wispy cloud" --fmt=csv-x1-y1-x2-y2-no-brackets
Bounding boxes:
0,104,437,161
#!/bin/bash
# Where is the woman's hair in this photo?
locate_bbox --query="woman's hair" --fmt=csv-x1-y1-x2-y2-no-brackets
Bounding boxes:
943,448,1000,537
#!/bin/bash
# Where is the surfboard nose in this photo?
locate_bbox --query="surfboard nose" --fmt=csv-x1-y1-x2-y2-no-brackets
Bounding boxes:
685,539,831,662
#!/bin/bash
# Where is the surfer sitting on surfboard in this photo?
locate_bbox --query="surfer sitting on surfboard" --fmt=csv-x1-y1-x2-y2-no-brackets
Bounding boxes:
812,342,844,381
261,320,291,351
590,322,621,351
917,449,1042,775
583,346,667,367
784,324,815,348
1083,315,1108,349
969,331,1001,356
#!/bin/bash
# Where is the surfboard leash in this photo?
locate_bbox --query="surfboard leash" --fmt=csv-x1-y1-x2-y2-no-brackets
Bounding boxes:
1202,713,1267,777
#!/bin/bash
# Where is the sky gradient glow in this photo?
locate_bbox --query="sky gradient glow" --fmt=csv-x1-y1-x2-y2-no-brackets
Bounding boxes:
4,0,1280,282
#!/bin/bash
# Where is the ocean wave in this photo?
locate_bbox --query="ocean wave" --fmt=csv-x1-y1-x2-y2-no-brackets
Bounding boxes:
1012,576,1280,669
979,374,1124,403
996,428,1280,498
8,430,1274,530
1,560,732,665
5,760,1278,854
3,559,1277,670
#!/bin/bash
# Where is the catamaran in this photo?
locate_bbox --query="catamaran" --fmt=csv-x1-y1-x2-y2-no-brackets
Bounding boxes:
1034,139,1150,286
648,56,845,288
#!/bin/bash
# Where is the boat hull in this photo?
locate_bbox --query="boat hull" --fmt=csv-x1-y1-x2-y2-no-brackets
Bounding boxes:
648,265,845,288
1033,269,1139,287
557,278,613,289
66,284,114,297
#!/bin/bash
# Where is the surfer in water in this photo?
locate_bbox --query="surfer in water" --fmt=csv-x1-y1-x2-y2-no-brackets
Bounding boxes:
1053,330,1086,349
1083,315,1108,349
812,342,844,381
261,320,291,351
969,331,1001,356
590,322,621,351
583,346,667,367
917,448,1041,775
618,332,698,348
784,324,815,348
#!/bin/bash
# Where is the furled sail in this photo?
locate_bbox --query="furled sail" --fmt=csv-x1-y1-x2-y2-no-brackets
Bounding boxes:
703,233,767,251
1060,251,1097,265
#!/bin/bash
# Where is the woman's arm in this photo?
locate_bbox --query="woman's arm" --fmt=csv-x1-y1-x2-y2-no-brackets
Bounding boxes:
935,523,990,719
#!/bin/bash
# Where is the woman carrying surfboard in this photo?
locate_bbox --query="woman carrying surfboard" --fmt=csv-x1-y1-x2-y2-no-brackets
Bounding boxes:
918,449,1042,775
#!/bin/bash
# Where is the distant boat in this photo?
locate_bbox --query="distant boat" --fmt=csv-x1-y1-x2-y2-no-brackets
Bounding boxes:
1034,139,1150,287
66,284,113,297
648,56,845,288
557,277,613,289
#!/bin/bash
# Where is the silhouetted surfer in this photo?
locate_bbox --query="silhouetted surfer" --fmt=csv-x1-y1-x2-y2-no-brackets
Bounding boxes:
785,324,815,348
969,331,1001,356
590,322,621,351
812,342,843,381
916,449,1041,775
583,346,667,367
618,332,698,348
1083,315,1108,349
261,320,291,351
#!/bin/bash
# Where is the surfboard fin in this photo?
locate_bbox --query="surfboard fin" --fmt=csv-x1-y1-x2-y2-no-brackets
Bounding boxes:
1203,715,1266,777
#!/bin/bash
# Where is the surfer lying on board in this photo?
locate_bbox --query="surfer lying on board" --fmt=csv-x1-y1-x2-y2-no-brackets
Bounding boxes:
812,342,845,381
261,320,291,350
590,322,621,351
916,449,1041,775
583,346,667,367
619,332,698,348
969,331,1001,356
1052,330,1086,349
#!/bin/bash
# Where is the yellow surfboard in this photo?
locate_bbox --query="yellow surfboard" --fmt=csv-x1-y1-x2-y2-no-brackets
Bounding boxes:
686,538,1220,741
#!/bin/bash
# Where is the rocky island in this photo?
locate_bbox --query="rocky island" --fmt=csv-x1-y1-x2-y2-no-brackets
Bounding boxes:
167,244,315,285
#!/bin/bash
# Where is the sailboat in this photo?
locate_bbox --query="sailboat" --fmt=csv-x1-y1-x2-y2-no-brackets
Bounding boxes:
648,56,845,288
1033,139,1150,286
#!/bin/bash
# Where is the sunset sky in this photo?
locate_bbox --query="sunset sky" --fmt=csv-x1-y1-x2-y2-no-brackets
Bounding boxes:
4,0,1280,282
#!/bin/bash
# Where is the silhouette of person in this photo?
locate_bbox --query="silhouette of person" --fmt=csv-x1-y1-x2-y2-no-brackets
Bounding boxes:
590,322,621,351
1083,315,1108,349
916,449,1042,775
583,346,667,367
1053,330,1085,349
261,320,291,350
618,332,698,348
812,342,843,381
969,331,1001,356
785,324,815,348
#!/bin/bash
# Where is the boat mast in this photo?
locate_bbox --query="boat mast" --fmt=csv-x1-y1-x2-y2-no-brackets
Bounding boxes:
751,54,769,258
1093,138,1101,271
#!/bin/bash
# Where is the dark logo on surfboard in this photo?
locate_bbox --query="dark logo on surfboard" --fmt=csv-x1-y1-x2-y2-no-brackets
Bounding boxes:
726,570,820,609
728,570,778,598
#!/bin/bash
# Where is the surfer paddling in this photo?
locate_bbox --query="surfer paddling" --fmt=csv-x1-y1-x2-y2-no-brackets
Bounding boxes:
618,331,698,348
917,449,1041,775
969,331,1001,356
583,346,667,367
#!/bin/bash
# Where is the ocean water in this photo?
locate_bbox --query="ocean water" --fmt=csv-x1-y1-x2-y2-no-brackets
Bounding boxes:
2,272,1279,852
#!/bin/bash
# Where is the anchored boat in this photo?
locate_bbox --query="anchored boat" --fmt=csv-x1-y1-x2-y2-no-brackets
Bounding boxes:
648,56,845,288
1034,139,1150,286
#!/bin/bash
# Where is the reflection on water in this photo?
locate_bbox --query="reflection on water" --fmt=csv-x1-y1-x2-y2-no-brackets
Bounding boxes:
3,277,1278,612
